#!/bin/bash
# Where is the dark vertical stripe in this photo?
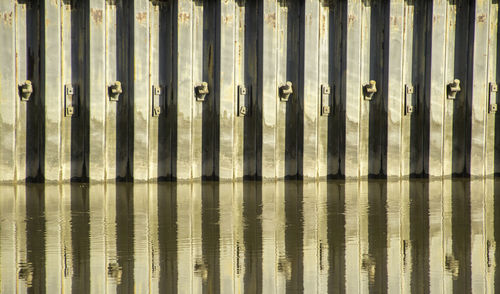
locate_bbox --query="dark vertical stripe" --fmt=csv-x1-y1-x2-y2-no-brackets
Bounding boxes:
158,1,175,180
451,180,471,293
243,0,260,179
328,0,347,178
367,181,387,293
202,182,220,293
26,1,43,182
285,182,304,292
158,183,178,293
368,0,389,177
71,184,90,293
452,0,473,176
327,181,346,293
115,0,131,180
70,0,87,180
284,0,302,179
243,182,263,293
409,0,430,177
202,1,218,180
116,183,134,293
410,180,430,293
26,184,45,294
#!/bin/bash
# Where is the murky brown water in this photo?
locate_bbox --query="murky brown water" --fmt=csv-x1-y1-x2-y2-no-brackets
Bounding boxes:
0,179,498,293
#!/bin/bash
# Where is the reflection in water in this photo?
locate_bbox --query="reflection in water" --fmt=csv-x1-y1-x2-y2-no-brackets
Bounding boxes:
0,179,499,293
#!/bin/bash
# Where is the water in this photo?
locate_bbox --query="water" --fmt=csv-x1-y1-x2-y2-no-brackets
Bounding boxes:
0,179,497,293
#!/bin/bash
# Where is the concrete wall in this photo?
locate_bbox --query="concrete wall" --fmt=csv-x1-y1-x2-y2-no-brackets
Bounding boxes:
0,0,499,182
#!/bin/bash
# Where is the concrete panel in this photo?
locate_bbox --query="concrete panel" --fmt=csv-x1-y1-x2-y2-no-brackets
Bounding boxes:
219,2,237,180
88,0,107,181
303,1,320,179
345,0,362,178
61,1,86,181
261,0,277,180
43,0,62,182
470,2,490,177
487,2,499,176
132,0,150,181
428,0,447,177
0,2,16,182
387,0,404,178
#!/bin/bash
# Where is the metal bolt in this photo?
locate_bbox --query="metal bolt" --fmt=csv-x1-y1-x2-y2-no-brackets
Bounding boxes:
19,80,33,101
109,81,122,101
195,82,209,101
279,81,293,102
322,106,330,115
363,80,377,100
447,79,461,100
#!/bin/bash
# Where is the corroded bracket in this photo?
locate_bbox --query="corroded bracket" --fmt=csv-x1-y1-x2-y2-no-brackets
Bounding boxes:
279,81,293,102
363,80,377,100
195,82,209,102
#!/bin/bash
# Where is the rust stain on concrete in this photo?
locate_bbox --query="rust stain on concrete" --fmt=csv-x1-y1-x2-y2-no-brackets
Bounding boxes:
136,12,147,24
178,12,190,23
265,12,276,28
91,8,103,24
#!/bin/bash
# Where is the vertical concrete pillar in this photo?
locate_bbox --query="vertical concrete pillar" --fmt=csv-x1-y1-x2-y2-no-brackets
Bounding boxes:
486,2,499,176
0,1,16,182
44,0,62,182
470,2,489,177
132,0,150,181
0,187,16,292
387,0,404,178
261,0,278,179
88,0,106,181
175,1,202,180
302,1,320,179
105,0,130,181
219,1,237,180
428,0,447,177
148,1,174,180
345,1,362,178
89,184,106,293
61,1,86,181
